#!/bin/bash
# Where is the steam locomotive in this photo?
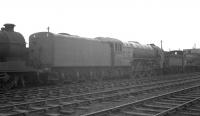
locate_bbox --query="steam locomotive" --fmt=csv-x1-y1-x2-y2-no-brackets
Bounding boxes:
0,24,37,89
29,32,164,82
163,49,200,74
1,23,200,89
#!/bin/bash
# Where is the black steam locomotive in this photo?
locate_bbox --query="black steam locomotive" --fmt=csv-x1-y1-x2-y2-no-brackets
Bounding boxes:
0,24,37,89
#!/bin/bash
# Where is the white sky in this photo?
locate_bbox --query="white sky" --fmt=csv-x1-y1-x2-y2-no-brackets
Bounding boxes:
1,0,200,51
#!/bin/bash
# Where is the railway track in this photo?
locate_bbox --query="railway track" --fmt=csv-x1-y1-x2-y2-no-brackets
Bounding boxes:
156,92,200,116
82,85,200,116
0,73,200,116
1,73,199,102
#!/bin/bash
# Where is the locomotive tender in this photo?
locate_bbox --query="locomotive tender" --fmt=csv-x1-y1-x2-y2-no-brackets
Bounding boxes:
29,32,164,82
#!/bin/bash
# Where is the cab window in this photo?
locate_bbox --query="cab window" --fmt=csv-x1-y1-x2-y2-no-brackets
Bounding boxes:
115,43,122,52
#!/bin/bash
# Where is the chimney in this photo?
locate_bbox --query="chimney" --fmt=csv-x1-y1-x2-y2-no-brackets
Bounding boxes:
4,23,15,32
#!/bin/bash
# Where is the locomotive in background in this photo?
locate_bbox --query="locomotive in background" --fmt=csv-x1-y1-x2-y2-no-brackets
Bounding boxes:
1,23,200,89
183,49,200,72
163,49,200,74
0,24,36,89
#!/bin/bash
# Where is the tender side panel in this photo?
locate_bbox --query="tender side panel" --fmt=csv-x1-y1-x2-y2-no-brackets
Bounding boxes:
29,32,54,68
53,35,111,67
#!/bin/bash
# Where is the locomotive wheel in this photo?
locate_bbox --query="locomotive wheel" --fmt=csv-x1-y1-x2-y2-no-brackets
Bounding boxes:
0,73,16,90
0,73,26,90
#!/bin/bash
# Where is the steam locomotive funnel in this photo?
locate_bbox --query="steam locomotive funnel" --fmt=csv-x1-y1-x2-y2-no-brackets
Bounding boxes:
4,24,15,32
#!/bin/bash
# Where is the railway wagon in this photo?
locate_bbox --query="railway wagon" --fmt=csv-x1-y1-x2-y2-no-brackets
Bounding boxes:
29,32,163,82
0,24,36,89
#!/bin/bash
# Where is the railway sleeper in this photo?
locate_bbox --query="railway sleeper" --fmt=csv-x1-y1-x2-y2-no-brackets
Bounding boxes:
176,94,200,98
134,105,165,112
157,98,186,104
59,109,75,115
141,103,171,110
0,99,9,105
185,107,200,113
182,92,200,95
46,99,61,105
76,106,90,111
0,111,24,116
15,105,60,116
45,106,61,114
46,106,75,115
26,109,46,116
152,101,179,106
46,113,62,116
172,95,196,100
0,106,15,113
129,107,161,114
191,104,200,109
163,97,192,102
175,110,200,116
122,110,154,116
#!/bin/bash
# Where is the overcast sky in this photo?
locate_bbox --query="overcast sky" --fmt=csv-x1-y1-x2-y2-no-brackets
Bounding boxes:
1,0,200,51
